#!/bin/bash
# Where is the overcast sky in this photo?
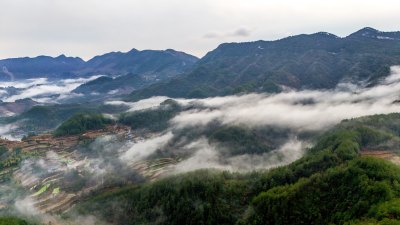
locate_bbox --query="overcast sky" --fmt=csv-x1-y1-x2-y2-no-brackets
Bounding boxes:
0,0,399,60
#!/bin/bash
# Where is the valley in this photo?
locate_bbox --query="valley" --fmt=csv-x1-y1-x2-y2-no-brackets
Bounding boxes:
1,26,400,224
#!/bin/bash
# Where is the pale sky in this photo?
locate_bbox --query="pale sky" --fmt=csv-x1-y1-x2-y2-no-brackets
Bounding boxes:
0,0,399,60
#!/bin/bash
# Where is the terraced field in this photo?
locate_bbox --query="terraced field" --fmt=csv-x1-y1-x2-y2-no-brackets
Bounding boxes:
130,157,182,180
0,126,121,212
0,125,181,214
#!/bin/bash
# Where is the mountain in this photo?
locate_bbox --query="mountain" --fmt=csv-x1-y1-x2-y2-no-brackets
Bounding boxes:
72,49,199,94
81,48,198,77
0,49,199,81
127,27,400,100
348,27,400,40
72,74,146,95
0,55,85,80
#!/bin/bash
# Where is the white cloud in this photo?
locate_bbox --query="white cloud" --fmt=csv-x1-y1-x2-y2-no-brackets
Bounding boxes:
0,123,19,140
14,197,40,216
120,132,173,163
105,96,193,112
172,137,307,173
106,96,171,112
171,66,400,132
105,66,400,173
0,75,101,103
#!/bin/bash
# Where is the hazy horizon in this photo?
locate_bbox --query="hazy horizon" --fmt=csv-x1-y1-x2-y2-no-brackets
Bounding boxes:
0,26,398,61
1,0,399,60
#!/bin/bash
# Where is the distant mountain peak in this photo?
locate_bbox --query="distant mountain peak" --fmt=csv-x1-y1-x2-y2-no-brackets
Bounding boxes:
360,27,380,32
312,32,339,38
357,27,380,34
56,54,67,59
128,48,139,54
347,27,399,39
165,49,178,53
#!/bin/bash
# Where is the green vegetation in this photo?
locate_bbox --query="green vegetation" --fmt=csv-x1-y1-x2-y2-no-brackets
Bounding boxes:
1,103,124,134
119,99,180,132
54,113,112,136
73,74,146,95
18,105,97,130
52,187,60,194
127,28,400,101
72,113,400,224
210,126,275,155
247,158,400,224
75,170,253,225
32,183,50,197
0,147,40,183
0,147,25,170
0,217,29,225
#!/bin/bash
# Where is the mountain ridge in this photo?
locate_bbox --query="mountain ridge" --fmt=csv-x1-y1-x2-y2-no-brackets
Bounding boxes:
0,49,199,81
127,27,400,101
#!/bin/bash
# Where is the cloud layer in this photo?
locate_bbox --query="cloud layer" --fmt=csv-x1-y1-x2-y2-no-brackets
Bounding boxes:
0,75,101,103
171,66,400,132
112,66,400,173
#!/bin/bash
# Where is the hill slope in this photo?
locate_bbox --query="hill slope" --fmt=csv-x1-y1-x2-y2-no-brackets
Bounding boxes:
128,27,400,100
72,113,400,225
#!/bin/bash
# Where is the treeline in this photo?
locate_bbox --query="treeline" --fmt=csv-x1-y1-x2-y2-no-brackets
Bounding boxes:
72,113,400,224
54,113,113,137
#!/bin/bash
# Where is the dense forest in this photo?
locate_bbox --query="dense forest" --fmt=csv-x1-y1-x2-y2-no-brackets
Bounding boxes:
118,99,181,132
127,28,400,101
69,113,400,225
54,113,113,136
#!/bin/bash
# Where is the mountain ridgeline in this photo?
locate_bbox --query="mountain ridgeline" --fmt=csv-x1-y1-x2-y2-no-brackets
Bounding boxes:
2,27,400,99
127,27,400,100
0,55,85,80
0,49,198,81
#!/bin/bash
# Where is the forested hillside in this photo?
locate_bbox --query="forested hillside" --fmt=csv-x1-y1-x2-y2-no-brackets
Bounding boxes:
128,28,400,100
72,113,400,225
54,113,113,136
